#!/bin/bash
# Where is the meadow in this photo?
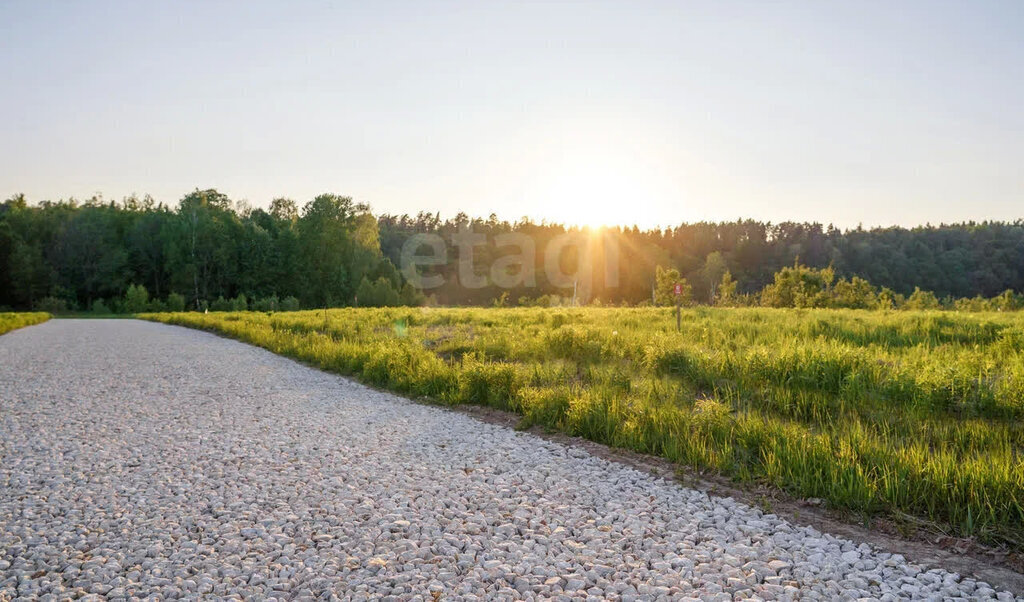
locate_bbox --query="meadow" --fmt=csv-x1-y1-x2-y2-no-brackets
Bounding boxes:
142,307,1024,546
0,312,50,336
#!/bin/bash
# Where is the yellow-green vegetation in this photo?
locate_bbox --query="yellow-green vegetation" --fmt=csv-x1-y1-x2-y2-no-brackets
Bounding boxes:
142,307,1024,545
0,312,50,335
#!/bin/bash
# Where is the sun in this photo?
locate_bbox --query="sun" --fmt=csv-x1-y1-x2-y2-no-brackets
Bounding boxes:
544,167,639,227
522,148,675,229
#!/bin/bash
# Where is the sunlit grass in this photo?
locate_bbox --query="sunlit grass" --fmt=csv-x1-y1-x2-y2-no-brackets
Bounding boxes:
142,307,1024,546
0,312,50,335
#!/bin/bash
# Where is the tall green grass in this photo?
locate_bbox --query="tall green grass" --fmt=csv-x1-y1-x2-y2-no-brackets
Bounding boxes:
0,312,50,335
142,307,1024,546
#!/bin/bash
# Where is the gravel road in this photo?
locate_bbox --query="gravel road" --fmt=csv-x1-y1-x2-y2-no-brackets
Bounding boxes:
0,319,1019,601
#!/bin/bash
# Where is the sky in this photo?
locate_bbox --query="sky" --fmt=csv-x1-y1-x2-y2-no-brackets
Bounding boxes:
1,1,1022,229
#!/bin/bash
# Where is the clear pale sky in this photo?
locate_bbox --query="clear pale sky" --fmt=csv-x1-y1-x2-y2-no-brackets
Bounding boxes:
1,1,1021,228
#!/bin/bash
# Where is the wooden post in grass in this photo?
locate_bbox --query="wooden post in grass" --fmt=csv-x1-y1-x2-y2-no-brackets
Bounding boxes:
674,282,682,332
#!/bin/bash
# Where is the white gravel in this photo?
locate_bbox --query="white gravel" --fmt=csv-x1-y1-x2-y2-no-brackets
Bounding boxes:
0,319,1019,601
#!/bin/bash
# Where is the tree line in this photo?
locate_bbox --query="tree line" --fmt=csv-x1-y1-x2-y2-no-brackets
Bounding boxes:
0,190,420,313
2,190,1023,311
378,211,1024,308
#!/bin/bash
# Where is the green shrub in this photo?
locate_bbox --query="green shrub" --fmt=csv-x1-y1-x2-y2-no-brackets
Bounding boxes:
211,296,233,311
231,294,248,312
356,276,401,307
400,283,426,307
253,295,279,312
36,296,69,314
654,266,692,306
91,299,111,314
904,287,941,310
760,263,834,308
831,277,877,309
123,284,150,313
166,293,186,312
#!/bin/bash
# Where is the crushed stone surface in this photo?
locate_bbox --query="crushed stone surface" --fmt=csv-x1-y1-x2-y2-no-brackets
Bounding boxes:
0,319,1019,601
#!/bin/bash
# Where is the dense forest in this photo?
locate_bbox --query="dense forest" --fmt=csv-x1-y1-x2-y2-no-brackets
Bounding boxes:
2,190,1023,311
378,212,1024,307
0,190,420,312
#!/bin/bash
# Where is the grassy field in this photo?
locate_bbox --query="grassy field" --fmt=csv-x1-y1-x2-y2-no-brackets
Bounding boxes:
142,307,1024,546
0,312,50,335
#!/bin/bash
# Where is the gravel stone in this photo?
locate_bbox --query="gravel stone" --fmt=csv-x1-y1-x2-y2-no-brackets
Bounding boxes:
0,319,1020,600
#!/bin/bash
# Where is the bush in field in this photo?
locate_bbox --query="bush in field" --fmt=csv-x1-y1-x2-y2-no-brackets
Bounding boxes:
989,290,1020,312
702,251,729,302
954,295,989,312
831,276,877,309
876,287,900,310
904,287,940,310
91,299,111,314
356,276,401,307
715,271,738,306
949,291,1023,312
123,284,150,313
166,292,186,312
147,299,167,312
526,294,565,307
231,294,248,311
399,283,426,307
281,296,301,311
760,263,834,308
36,296,69,314
654,266,692,306
253,295,279,312
210,296,234,311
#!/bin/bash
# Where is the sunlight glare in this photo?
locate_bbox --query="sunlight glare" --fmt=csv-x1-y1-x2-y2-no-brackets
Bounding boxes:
527,150,676,229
